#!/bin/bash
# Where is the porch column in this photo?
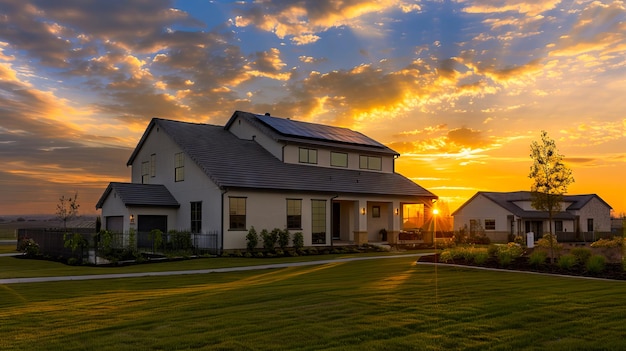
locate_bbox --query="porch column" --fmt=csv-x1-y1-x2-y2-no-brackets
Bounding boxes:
354,200,368,245
388,201,401,244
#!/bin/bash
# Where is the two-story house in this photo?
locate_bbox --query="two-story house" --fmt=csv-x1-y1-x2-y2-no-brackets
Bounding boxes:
96,111,438,252
452,191,612,242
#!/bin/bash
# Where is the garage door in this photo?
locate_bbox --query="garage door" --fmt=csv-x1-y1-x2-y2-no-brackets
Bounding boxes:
106,216,123,233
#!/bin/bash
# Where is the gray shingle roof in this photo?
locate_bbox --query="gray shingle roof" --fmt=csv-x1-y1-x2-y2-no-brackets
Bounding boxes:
147,116,436,199
96,182,180,209
452,191,610,218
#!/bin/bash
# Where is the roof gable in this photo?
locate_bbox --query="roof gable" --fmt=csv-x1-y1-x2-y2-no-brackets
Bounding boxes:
96,182,180,209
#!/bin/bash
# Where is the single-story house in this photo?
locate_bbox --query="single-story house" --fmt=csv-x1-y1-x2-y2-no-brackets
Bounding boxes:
96,111,438,251
452,191,612,242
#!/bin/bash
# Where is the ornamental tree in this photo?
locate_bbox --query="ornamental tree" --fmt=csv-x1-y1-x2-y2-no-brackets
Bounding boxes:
529,131,574,263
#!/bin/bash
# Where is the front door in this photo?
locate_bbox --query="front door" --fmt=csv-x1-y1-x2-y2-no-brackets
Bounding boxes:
138,215,168,248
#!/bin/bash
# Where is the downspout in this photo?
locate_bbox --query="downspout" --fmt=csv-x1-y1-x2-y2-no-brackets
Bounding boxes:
220,187,228,256
330,194,339,248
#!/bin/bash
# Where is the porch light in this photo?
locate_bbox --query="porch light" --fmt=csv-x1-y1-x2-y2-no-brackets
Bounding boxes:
130,214,135,224
395,208,399,216
361,207,366,215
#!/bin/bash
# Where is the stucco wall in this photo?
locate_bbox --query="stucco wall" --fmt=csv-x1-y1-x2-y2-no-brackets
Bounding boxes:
453,194,512,234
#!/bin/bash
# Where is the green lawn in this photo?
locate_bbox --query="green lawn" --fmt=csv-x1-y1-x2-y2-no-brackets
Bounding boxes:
1,255,626,350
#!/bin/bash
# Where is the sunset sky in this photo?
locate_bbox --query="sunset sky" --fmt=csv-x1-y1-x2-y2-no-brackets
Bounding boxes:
0,0,624,218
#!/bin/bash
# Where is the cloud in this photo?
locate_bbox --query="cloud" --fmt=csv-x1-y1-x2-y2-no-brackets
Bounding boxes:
232,0,420,43
460,0,561,17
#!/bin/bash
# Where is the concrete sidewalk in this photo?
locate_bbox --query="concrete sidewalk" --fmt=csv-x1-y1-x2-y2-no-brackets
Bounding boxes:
0,253,429,285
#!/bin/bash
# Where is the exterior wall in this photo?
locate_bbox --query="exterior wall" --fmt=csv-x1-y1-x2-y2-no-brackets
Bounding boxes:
100,189,130,231
227,115,284,160
453,194,513,243
127,125,223,238
575,197,612,232
282,144,394,173
221,190,417,250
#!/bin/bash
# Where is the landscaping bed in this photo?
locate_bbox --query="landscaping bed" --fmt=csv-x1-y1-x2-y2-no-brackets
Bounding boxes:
419,248,626,281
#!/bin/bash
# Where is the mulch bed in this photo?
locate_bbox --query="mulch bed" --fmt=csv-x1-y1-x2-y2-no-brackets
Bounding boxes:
418,254,626,281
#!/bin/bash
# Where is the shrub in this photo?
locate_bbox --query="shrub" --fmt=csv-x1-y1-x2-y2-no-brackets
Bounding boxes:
246,227,259,252
557,254,577,270
585,255,606,274
439,250,453,262
18,238,40,257
528,250,547,267
591,237,624,248
292,232,304,251
169,230,192,250
149,229,163,252
278,229,290,250
473,251,489,265
570,247,592,265
495,243,524,267
261,229,279,252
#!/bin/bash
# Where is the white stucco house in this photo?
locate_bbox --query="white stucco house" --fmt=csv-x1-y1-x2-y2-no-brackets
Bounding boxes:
452,191,612,242
96,111,438,252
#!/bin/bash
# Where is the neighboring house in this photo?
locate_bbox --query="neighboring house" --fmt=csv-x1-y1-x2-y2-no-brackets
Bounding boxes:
452,191,612,243
96,111,438,251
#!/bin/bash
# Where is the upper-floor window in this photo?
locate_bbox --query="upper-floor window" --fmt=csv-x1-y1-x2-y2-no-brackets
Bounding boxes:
141,161,150,184
359,155,381,171
229,197,246,230
191,201,202,233
587,218,594,232
331,152,348,167
287,199,302,229
485,219,495,231
175,152,184,182
299,148,318,164
150,154,156,177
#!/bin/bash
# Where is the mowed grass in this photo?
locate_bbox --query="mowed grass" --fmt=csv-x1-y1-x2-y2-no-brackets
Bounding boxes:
2,256,626,350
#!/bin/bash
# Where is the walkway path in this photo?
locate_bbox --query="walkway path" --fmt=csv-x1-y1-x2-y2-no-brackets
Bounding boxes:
0,253,430,285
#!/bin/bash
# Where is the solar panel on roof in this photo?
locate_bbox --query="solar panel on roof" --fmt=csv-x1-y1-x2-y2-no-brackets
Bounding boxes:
256,114,385,147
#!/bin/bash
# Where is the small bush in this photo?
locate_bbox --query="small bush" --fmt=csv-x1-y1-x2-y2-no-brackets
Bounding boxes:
585,255,606,274
591,237,623,248
292,232,304,251
278,229,290,250
439,251,453,262
246,227,259,252
528,250,547,267
570,247,592,265
261,229,279,252
495,243,524,267
18,238,40,257
557,254,577,270
473,251,489,265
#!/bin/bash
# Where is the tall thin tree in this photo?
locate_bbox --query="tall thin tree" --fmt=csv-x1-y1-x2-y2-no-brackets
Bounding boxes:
56,192,80,232
529,131,574,263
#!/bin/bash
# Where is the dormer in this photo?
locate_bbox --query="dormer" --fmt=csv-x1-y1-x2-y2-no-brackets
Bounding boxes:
225,111,399,173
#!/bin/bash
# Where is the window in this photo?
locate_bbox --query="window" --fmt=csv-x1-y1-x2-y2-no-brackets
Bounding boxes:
485,219,495,231
372,206,381,218
190,202,202,233
150,154,156,177
175,152,184,182
587,218,594,232
299,148,317,164
359,155,382,170
141,161,150,184
331,152,348,167
229,197,246,230
287,199,302,229
555,220,563,232
311,200,326,244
